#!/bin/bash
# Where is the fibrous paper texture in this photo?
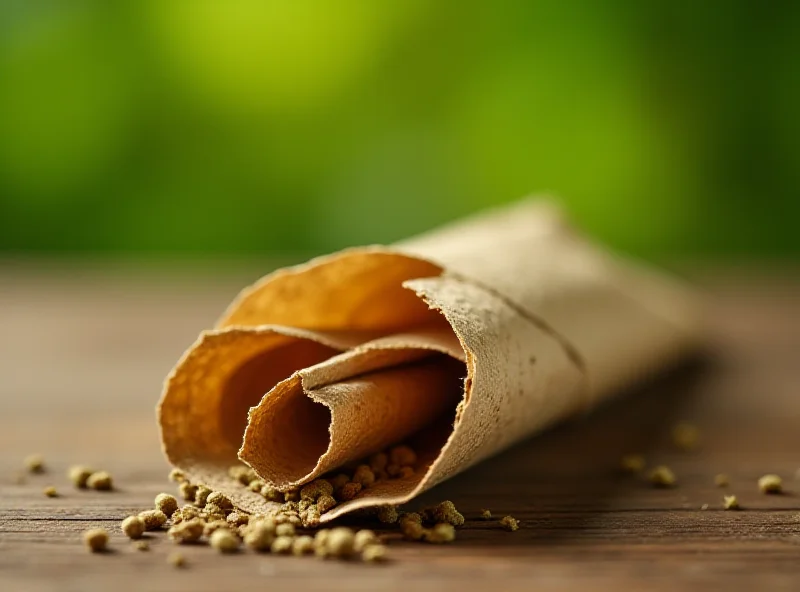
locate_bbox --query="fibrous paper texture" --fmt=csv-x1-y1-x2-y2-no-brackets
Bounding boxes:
158,199,701,520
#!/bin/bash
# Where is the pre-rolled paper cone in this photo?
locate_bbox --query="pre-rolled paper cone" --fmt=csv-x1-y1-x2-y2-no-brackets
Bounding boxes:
241,356,465,487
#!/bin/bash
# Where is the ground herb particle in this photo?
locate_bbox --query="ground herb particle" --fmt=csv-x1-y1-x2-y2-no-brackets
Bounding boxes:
206,491,233,510
24,454,45,474
499,516,520,531
353,465,376,488
292,535,315,556
83,528,109,552
353,529,379,552
121,516,146,539
701,503,709,510
43,486,58,498
724,495,740,510
620,454,646,474
480,509,492,520
210,528,240,553
203,520,230,538
194,485,212,507
399,514,425,541
300,479,334,501
155,493,179,517
68,465,93,488
226,511,249,526
271,535,294,554
758,474,783,494
326,527,356,558
243,523,275,552
275,522,295,537
248,479,265,492
168,468,186,483
260,484,283,502
377,505,399,524
86,471,113,491
672,422,700,451
134,540,149,551
714,474,730,487
422,501,465,526
362,543,388,562
389,445,417,467
649,465,677,488
339,482,362,501
424,523,456,544
138,509,168,530
168,518,204,543
317,494,337,514
178,482,197,502
168,552,186,568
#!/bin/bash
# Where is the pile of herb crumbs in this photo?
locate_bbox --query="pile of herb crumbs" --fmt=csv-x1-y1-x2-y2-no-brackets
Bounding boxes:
19,448,518,566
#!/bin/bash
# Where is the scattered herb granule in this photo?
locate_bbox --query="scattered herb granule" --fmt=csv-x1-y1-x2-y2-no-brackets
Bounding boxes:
83,528,108,552
672,422,700,451
724,495,740,510
714,474,730,487
86,471,113,491
243,523,274,552
168,552,186,568
499,516,520,531
155,493,179,517
649,466,677,488
353,529,379,552
425,523,456,544
121,516,146,539
620,454,646,474
138,510,168,530
168,518,204,543
362,544,388,562
24,454,45,474
168,468,186,483
292,535,315,556
68,465,93,488
480,509,492,520
134,540,149,551
377,505,399,524
271,536,294,554
326,527,356,558
210,528,240,553
43,486,58,498
758,474,783,494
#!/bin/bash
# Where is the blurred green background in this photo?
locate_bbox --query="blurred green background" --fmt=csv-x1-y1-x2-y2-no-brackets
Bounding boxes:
1,0,798,260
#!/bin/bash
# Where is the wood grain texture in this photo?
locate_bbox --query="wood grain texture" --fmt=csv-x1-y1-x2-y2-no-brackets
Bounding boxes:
1,263,799,592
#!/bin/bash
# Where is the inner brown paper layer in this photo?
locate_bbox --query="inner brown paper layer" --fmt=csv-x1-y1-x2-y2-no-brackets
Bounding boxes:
158,199,702,519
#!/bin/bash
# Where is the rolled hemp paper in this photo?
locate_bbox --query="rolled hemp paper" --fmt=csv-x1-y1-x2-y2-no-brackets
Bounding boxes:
159,199,701,521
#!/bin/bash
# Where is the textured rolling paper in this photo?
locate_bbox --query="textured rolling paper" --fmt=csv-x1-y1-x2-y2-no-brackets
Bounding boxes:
158,199,702,520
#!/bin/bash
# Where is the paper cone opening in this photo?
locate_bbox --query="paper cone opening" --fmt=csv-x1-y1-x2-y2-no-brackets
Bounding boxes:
242,354,465,489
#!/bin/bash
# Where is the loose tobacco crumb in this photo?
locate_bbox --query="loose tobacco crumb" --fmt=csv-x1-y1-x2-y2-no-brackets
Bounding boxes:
24,454,45,474
226,511,249,526
313,530,330,557
724,495,740,510
134,540,149,551
203,520,231,537
424,523,456,544
399,513,425,541
620,454,646,474
292,535,315,556
377,505,398,524
649,466,677,488
121,516,146,539
326,527,356,558
480,509,492,520
228,465,257,485
758,474,783,494
43,486,58,498
329,473,350,494
362,544,388,562
700,503,709,510
271,535,294,554
353,529,379,552
138,510,168,530
83,528,109,552
168,552,186,568
275,522,295,537
210,528,240,553
68,465,93,488
155,493,179,517
260,484,283,502
248,479,265,492
172,505,201,524
672,422,700,451
86,471,113,491
499,516,520,531
168,518,204,543
203,503,227,521
714,474,730,487
168,468,186,483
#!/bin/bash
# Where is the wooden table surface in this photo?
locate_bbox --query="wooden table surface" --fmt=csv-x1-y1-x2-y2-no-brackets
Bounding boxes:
1,262,799,592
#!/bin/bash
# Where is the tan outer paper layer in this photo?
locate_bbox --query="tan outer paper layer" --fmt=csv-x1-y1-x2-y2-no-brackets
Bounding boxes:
158,199,702,519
